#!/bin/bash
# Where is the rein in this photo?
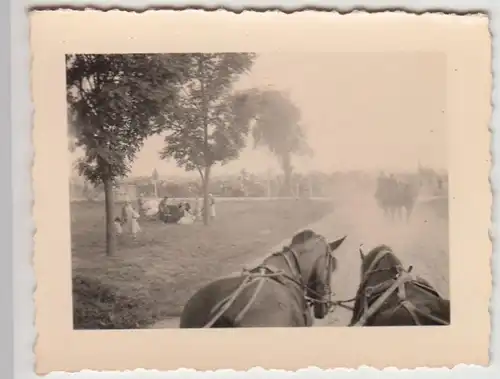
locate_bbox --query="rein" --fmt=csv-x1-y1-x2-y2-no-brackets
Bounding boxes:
314,248,394,315
202,241,333,327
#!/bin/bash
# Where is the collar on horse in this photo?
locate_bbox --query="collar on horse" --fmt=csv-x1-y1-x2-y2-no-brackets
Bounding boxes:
261,245,306,287
203,241,332,328
351,247,449,326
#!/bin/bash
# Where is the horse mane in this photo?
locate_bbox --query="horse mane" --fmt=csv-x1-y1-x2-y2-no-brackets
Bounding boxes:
351,244,402,324
267,229,318,259
291,229,317,245
362,244,402,269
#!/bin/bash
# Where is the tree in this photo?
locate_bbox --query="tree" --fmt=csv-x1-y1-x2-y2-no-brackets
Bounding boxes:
159,53,257,225
67,53,190,256
151,168,159,181
234,89,311,196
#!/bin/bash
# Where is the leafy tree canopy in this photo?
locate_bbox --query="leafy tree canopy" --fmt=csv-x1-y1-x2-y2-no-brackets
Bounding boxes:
226,88,312,195
251,89,311,157
159,53,257,179
67,53,192,185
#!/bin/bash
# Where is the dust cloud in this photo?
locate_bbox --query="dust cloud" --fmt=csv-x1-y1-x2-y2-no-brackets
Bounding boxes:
314,181,449,326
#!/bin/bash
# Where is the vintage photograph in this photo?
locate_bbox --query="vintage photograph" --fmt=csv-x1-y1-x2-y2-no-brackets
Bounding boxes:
68,52,450,329
31,11,491,371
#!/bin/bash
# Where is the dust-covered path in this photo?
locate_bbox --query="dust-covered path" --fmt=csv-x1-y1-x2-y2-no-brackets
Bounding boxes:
310,192,449,326
152,191,448,328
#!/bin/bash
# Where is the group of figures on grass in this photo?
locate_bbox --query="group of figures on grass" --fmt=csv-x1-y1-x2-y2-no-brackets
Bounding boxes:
180,229,450,328
113,193,216,238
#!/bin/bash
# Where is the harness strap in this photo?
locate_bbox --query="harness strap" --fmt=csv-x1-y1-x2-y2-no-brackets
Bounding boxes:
282,248,303,285
203,263,305,328
366,248,391,275
365,278,394,298
353,270,413,326
412,279,442,298
201,241,332,328
400,300,421,325
357,274,449,326
234,275,267,324
410,304,449,325
204,274,254,328
398,280,407,300
358,247,394,293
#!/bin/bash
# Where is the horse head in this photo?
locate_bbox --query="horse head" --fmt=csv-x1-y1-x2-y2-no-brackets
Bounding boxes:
357,244,403,288
289,230,347,319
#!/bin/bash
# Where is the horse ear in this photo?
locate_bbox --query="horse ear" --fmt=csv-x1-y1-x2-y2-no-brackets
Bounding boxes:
359,245,366,260
329,235,347,251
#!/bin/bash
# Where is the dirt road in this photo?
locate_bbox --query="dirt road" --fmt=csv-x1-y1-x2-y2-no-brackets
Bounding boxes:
311,193,448,326
152,191,448,328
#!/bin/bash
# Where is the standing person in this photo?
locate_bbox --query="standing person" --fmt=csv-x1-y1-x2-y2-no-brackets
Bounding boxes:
121,199,141,239
177,202,195,225
137,193,145,217
158,196,170,223
114,217,123,236
208,193,216,220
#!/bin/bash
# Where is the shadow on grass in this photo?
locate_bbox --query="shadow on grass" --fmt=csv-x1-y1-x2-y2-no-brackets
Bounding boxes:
73,275,157,329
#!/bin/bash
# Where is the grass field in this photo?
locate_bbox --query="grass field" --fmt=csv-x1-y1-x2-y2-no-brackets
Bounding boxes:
71,198,332,329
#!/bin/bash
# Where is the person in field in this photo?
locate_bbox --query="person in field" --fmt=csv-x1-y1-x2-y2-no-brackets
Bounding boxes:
114,217,123,236
121,199,141,238
177,202,195,225
208,193,216,220
158,196,171,223
137,193,145,216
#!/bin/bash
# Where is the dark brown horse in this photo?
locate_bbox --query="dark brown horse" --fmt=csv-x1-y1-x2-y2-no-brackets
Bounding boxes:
349,245,450,326
375,174,420,223
180,230,347,328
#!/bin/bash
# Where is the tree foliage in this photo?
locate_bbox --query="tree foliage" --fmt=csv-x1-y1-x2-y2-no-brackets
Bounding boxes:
67,53,191,185
160,53,256,173
251,90,311,158
230,89,311,194
159,53,257,223
67,53,192,255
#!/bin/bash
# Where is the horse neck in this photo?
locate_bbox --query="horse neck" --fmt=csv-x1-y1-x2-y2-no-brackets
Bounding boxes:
263,246,314,284
362,253,401,289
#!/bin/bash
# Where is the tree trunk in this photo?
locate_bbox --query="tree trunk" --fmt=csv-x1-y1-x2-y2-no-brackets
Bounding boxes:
103,176,117,257
202,165,211,226
282,153,293,197
199,57,211,226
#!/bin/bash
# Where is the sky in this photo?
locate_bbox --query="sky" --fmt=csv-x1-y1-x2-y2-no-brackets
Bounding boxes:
70,52,447,179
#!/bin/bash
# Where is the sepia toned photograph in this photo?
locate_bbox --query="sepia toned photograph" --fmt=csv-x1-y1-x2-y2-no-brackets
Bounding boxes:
31,11,491,372
68,51,450,329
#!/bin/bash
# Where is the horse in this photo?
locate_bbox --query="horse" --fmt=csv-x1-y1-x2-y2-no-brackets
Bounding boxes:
375,175,420,223
349,245,450,326
179,230,347,328
375,175,395,219
394,180,420,223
